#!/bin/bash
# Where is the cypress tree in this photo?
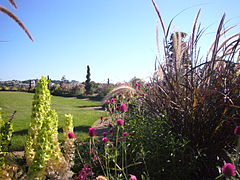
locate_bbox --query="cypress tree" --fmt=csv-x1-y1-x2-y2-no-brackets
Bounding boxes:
85,65,92,95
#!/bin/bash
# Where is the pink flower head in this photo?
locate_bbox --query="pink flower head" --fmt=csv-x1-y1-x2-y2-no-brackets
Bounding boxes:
234,126,240,136
111,98,116,102
68,132,76,139
222,163,236,177
102,132,108,137
128,174,137,180
123,132,129,137
135,83,141,87
146,82,150,86
88,128,96,137
102,137,109,143
117,119,124,126
120,104,128,112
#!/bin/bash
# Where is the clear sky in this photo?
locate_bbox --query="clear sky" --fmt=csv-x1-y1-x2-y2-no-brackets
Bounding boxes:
0,0,239,83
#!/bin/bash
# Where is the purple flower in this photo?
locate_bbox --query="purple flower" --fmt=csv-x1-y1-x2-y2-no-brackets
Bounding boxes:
117,119,124,126
135,83,141,87
128,174,137,180
102,137,109,143
222,163,236,177
145,82,150,86
111,98,116,102
68,132,76,139
78,164,93,180
120,104,128,112
88,128,96,137
123,132,129,137
234,126,240,136
102,132,108,137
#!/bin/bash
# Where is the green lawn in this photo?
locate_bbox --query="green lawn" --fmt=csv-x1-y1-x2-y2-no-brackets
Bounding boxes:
0,91,105,151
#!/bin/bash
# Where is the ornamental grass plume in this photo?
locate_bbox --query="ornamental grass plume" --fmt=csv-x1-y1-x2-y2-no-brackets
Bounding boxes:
222,163,236,177
146,0,240,178
0,2,33,41
102,85,136,103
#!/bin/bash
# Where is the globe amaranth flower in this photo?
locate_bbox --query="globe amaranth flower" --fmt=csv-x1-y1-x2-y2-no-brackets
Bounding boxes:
123,132,129,137
88,128,96,137
120,104,127,112
135,83,141,87
222,163,236,177
102,132,108,137
116,119,124,126
78,164,93,180
234,126,240,136
128,174,137,180
102,137,109,143
68,132,76,139
111,98,116,102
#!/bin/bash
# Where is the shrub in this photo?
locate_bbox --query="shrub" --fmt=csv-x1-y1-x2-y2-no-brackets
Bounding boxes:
144,1,240,178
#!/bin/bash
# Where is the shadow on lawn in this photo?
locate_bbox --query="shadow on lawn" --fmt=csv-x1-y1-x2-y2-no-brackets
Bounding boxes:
13,125,91,135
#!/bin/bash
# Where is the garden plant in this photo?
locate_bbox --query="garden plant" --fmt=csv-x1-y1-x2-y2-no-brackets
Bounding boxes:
1,0,240,179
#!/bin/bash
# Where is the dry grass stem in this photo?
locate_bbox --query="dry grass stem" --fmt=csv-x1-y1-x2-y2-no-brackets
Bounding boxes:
8,0,17,9
102,85,136,103
0,5,33,41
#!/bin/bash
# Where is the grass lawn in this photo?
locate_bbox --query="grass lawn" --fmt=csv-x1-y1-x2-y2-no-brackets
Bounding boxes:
0,91,106,151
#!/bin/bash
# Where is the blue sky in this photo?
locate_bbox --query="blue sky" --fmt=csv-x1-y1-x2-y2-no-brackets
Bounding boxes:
0,0,239,83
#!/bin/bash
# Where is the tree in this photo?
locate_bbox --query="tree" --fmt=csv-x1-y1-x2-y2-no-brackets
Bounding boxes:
85,65,92,95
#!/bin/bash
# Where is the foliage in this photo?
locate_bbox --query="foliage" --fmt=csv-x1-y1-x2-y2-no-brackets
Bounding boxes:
63,114,76,167
146,1,240,178
50,82,86,97
25,76,52,165
0,91,102,151
74,90,142,180
26,76,73,179
124,93,200,179
85,65,92,95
